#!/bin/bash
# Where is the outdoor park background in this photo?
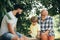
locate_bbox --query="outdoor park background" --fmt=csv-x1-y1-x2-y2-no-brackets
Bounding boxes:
0,0,60,40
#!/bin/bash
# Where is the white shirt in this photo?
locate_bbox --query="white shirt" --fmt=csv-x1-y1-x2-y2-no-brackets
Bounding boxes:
30,23,40,38
0,11,18,36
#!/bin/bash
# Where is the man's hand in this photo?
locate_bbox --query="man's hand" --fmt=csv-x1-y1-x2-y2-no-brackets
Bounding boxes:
14,34,19,40
44,30,49,35
15,34,19,38
41,30,49,36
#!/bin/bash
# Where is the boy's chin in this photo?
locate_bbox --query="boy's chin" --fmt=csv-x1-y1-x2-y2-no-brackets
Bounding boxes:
33,24,36,25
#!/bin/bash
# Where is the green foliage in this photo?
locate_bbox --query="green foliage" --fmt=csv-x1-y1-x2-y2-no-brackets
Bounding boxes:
16,13,31,36
40,0,60,16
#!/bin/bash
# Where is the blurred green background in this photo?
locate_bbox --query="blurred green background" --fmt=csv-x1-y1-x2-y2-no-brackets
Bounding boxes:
0,0,60,40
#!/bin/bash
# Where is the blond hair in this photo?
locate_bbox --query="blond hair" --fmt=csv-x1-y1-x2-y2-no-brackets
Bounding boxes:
30,16,38,22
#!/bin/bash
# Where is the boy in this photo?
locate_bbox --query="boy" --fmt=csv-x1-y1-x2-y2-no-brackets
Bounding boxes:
29,16,40,38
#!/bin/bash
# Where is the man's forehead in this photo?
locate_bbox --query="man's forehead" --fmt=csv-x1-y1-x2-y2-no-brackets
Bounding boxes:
40,8,47,12
41,9,48,12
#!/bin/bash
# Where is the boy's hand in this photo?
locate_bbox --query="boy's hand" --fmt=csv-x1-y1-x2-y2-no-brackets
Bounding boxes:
37,32,40,38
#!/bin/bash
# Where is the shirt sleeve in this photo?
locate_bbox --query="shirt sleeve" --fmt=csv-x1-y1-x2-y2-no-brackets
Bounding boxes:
48,17,53,31
5,15,13,24
37,24,40,31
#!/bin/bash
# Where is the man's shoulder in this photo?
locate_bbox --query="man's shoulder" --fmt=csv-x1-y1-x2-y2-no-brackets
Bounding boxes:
7,11,12,16
2,11,13,21
6,11,13,19
47,16,53,20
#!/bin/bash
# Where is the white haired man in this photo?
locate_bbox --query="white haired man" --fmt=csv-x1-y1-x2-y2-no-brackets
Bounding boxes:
38,9,55,40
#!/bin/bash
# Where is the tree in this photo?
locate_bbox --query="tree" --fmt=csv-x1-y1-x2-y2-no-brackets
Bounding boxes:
40,0,60,16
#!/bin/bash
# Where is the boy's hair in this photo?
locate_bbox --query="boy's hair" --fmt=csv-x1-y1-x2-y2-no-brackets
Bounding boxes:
31,16,38,22
13,4,25,10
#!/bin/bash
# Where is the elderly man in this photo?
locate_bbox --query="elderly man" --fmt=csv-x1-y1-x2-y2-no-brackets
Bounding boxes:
38,9,55,40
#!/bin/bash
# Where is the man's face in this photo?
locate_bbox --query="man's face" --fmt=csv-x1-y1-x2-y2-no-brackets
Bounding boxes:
18,8,23,14
41,10,48,20
15,8,23,18
41,10,48,17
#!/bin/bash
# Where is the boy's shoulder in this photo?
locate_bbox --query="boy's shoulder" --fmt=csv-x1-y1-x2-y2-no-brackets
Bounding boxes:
36,23,40,26
37,23,40,25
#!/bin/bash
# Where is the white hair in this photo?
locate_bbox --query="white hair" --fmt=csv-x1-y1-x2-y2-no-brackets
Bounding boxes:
40,8,48,13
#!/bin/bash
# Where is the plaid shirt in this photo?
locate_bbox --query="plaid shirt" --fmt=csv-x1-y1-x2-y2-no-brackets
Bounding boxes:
38,16,55,36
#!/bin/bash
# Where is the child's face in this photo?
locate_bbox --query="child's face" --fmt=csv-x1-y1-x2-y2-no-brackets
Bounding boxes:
32,22,37,25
